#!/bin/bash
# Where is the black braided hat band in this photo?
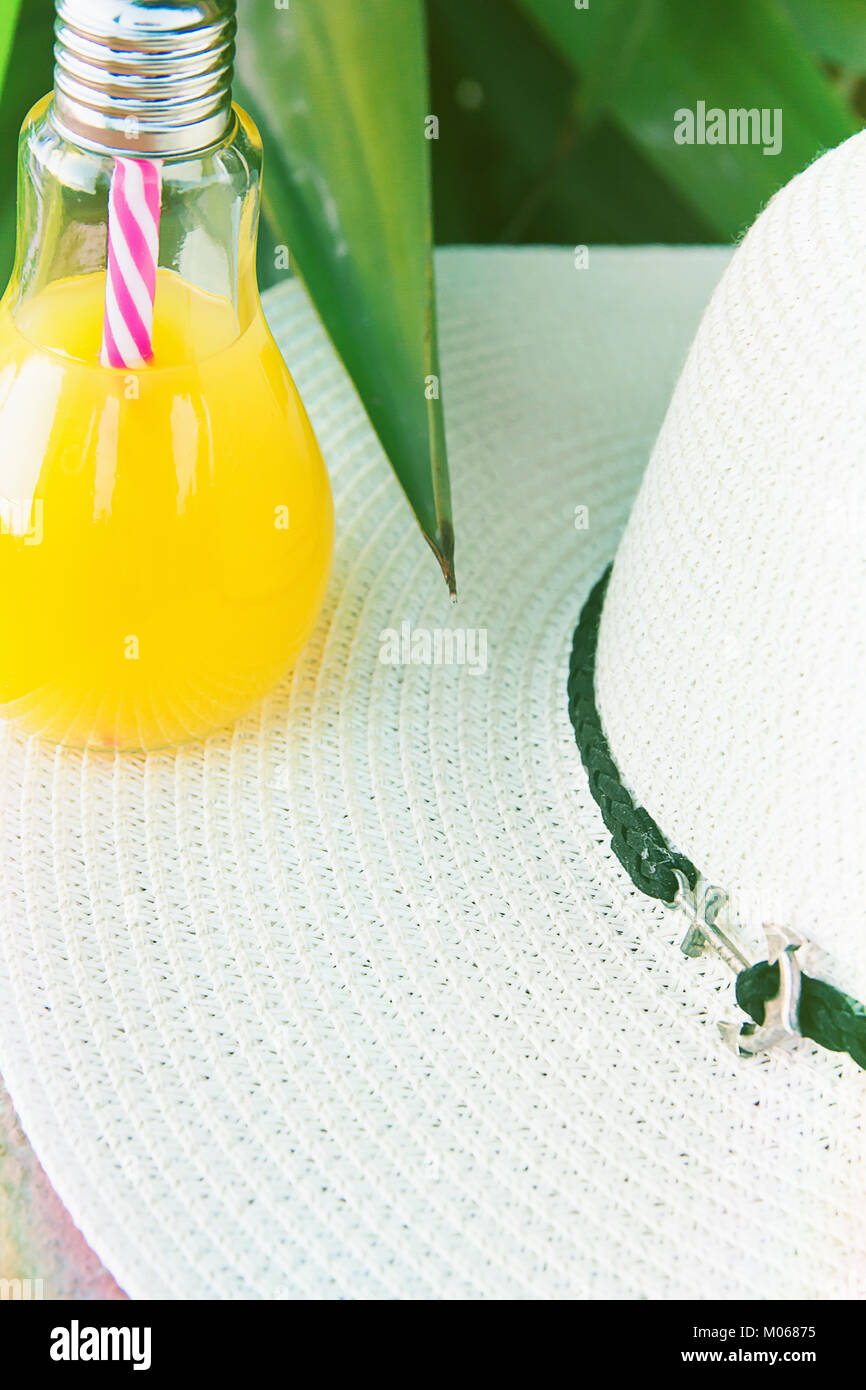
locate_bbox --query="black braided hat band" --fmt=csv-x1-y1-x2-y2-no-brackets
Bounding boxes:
567,565,866,1073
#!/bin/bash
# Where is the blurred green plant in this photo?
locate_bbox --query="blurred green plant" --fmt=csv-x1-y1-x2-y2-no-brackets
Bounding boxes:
779,0,866,68
0,0,54,298
0,0,864,588
429,0,863,243
0,1,20,94
513,0,855,241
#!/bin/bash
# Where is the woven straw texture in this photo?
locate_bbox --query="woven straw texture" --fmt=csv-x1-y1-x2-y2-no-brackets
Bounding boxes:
597,132,866,1004
0,247,863,1300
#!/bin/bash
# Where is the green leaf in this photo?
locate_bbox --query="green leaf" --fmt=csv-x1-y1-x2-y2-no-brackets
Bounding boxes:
779,0,866,70
234,0,455,594
0,0,22,99
0,0,54,288
514,0,859,241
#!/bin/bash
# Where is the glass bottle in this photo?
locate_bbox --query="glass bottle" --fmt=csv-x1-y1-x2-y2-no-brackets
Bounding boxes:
0,0,334,750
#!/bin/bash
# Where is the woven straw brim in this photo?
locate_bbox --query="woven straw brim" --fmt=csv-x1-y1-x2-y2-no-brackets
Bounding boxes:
0,249,863,1300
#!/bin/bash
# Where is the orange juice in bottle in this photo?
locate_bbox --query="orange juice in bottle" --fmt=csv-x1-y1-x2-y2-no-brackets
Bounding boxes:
0,1,333,750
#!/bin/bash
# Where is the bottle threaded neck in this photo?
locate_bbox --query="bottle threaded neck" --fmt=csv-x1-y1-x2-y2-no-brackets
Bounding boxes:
52,0,237,156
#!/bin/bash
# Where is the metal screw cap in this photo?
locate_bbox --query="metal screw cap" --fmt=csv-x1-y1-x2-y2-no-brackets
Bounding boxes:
52,0,237,156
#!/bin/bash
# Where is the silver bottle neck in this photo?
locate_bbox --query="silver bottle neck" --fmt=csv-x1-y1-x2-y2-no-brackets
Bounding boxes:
51,0,237,157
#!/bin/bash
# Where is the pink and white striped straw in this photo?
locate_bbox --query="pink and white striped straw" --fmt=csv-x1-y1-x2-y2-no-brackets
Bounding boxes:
101,156,163,369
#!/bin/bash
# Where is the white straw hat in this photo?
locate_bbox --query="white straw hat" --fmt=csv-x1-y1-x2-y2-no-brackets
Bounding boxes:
1,134,865,1299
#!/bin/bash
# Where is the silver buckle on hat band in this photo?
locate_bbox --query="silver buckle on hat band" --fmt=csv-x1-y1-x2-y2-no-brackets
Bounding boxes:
674,872,748,971
672,870,805,1059
723,928,805,1058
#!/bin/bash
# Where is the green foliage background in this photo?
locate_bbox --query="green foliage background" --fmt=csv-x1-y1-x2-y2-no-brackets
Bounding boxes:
3,0,865,278
0,0,864,584
426,0,863,246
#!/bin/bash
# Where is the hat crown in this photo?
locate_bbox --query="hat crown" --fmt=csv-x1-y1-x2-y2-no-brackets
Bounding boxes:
596,130,866,997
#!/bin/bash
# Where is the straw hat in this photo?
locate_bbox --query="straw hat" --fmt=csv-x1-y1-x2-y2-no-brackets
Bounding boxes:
1,132,865,1299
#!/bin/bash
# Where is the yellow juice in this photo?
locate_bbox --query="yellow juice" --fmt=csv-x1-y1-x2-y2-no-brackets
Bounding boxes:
0,268,334,749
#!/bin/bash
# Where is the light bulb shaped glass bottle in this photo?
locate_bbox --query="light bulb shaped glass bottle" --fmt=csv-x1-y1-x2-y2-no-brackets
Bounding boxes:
0,97,334,750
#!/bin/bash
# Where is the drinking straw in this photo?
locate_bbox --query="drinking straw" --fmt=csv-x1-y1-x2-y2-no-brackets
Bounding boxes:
101,156,163,369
